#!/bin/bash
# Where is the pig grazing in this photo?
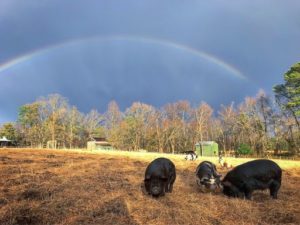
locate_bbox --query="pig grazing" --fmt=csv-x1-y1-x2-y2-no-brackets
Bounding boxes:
185,151,198,161
144,158,176,197
222,159,282,200
196,161,222,191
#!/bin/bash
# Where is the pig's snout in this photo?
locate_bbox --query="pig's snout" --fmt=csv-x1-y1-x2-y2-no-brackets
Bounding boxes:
208,177,216,185
151,186,161,196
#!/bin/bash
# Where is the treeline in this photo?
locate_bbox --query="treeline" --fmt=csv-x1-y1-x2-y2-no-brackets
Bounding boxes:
1,63,299,156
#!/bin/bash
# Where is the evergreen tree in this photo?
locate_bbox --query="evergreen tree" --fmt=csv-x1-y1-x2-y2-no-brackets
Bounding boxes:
274,62,300,129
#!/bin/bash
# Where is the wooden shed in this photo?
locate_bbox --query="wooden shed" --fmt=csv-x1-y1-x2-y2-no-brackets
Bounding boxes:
87,137,113,150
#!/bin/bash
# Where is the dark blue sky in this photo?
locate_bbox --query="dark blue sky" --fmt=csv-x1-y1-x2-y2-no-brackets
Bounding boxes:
0,0,299,123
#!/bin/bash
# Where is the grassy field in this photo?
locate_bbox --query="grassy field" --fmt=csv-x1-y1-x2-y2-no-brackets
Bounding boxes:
0,148,299,225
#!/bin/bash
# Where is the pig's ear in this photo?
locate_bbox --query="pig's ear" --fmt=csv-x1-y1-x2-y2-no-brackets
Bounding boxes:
222,181,232,187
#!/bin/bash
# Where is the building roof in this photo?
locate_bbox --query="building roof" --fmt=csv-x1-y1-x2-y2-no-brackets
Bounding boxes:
195,141,217,146
90,137,107,142
0,136,12,142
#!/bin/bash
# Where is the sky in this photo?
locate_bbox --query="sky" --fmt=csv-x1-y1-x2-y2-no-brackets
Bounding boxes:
0,0,300,123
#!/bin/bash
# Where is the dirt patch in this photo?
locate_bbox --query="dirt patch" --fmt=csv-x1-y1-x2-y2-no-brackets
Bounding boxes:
91,197,138,225
22,159,34,164
47,161,65,167
0,204,41,225
14,207,40,225
18,188,52,201
0,198,8,206
46,154,56,158
38,171,57,180
0,156,12,162
133,161,144,166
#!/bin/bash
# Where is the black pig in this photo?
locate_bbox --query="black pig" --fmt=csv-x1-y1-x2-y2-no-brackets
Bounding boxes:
144,158,176,197
196,161,222,191
222,159,282,200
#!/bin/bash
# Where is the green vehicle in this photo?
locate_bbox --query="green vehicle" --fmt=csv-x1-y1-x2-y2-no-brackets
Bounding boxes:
195,141,219,157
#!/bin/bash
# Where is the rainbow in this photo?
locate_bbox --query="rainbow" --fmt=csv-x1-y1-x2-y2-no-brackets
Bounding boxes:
0,35,247,80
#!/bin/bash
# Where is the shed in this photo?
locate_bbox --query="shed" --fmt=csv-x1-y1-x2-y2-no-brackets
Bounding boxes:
87,137,113,150
195,141,219,157
0,136,13,147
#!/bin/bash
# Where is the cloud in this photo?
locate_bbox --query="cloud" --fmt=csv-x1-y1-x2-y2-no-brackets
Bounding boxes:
0,0,299,121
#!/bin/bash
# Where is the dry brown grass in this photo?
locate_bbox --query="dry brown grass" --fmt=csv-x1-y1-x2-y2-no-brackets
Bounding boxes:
0,148,299,225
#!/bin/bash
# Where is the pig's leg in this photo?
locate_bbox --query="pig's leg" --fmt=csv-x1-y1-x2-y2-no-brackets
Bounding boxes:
167,174,176,193
244,190,253,200
269,180,280,199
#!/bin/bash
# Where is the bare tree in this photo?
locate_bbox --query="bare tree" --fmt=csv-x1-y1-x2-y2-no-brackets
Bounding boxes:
124,102,155,150
65,106,83,149
84,109,104,140
105,101,122,129
218,103,237,154
194,102,213,154
38,94,69,148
